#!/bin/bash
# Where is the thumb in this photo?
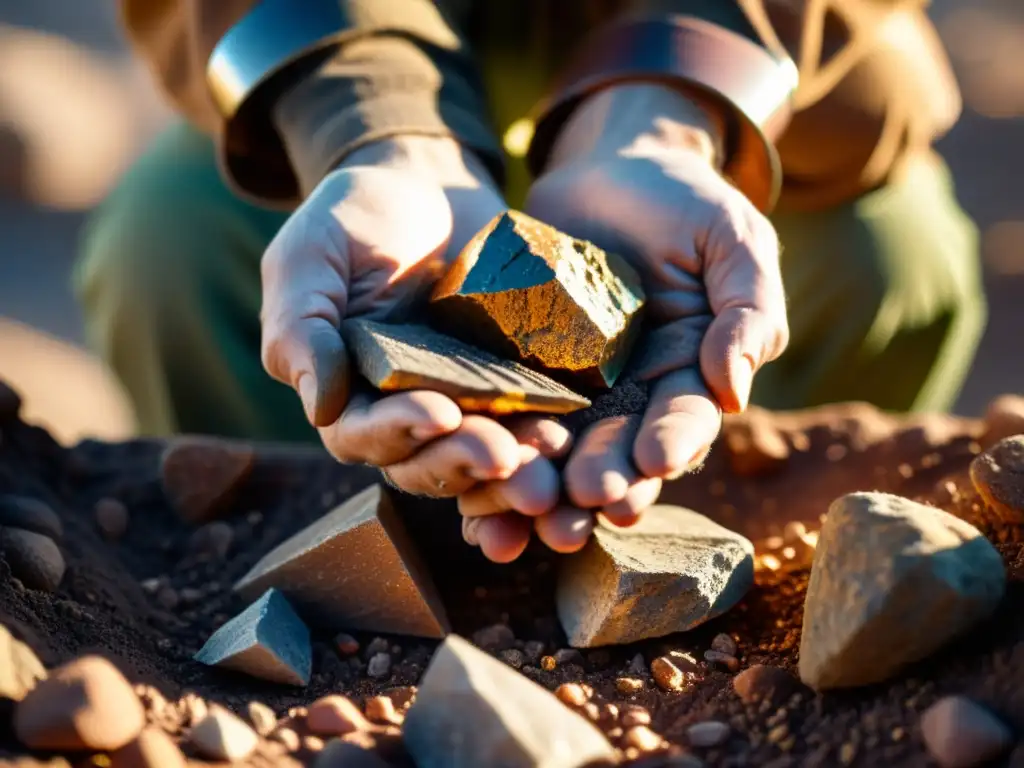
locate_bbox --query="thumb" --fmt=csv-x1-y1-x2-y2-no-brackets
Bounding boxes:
260,212,352,427
700,306,786,413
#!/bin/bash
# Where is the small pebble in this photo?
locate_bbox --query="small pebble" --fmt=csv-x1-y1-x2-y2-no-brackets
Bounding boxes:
628,653,646,674
553,648,583,665
247,701,277,736
651,657,686,691
0,528,65,593
471,623,515,651
555,683,589,708
582,702,601,721
271,727,300,751
289,706,308,718
190,706,258,761
921,696,1012,768
188,521,234,559
307,695,370,736
365,695,402,725
14,655,144,751
180,693,208,726
616,677,644,695
523,640,544,662
704,650,740,672
334,633,360,656
687,721,730,748
621,707,651,728
304,735,325,752
140,578,163,594
0,495,63,541
155,587,179,611
95,498,129,541
710,634,738,657
110,726,185,768
500,648,525,669
622,725,663,752
367,652,392,680
732,665,797,705
178,587,203,605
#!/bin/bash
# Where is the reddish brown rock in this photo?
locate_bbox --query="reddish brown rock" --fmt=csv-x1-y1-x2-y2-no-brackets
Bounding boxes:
159,436,254,523
94,498,129,541
234,484,449,638
920,696,1012,768
307,695,369,737
189,705,258,761
970,435,1024,522
14,656,144,751
732,665,800,705
343,319,590,416
110,727,186,768
430,210,646,389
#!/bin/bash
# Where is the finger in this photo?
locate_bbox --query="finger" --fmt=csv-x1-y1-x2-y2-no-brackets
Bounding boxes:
599,476,663,528
458,445,561,518
564,415,642,509
260,221,350,426
700,306,788,413
319,389,462,465
504,417,574,458
633,366,722,480
383,415,521,496
464,514,533,563
534,507,594,553
700,199,789,413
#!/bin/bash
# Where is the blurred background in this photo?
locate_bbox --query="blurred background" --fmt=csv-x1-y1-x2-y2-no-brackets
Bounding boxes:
0,0,1021,443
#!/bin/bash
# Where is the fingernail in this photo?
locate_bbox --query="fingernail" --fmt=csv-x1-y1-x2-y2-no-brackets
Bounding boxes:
297,373,318,424
732,354,755,412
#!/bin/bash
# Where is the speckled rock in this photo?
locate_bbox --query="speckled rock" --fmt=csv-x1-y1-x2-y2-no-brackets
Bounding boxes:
234,484,449,638
0,528,65,593
0,624,47,702
970,435,1024,522
194,588,311,686
14,656,144,751
920,696,1012,768
556,505,754,647
160,436,254,523
404,635,616,768
0,496,63,541
799,492,1006,690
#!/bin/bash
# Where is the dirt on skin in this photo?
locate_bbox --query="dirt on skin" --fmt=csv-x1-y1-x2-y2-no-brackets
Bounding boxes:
0,396,1022,767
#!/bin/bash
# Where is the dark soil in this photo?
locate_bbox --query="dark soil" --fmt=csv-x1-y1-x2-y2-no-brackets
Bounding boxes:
0,398,1022,767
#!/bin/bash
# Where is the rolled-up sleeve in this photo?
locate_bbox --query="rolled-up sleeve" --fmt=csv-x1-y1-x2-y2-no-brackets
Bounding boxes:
120,0,502,207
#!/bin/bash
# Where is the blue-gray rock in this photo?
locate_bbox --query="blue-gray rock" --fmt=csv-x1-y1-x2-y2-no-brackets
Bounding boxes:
0,528,65,592
0,496,63,541
799,492,1006,690
194,588,310,686
556,505,754,647
403,635,616,768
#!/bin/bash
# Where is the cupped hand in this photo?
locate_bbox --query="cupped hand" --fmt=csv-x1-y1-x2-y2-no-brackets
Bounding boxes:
261,135,535,492
516,85,787,543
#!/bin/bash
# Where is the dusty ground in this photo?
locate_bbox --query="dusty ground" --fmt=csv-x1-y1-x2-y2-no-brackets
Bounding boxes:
0,393,1021,766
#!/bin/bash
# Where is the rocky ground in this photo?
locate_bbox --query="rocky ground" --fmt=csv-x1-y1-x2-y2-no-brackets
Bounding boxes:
1,379,1023,767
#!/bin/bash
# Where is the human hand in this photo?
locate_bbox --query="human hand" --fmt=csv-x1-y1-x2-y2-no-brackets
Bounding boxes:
459,84,789,557
261,135,544,494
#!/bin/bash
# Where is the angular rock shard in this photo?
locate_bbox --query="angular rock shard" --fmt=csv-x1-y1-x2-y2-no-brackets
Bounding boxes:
799,492,1006,691
160,436,254,523
403,635,616,768
234,484,449,639
194,588,311,686
430,210,645,390
556,505,754,647
343,319,590,416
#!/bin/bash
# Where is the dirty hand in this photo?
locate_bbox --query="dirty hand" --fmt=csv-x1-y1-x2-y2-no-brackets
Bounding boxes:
462,84,789,556
261,135,561,496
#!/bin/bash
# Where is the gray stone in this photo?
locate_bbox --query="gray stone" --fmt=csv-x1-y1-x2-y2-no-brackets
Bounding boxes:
0,528,65,593
921,696,1012,768
194,588,311,686
343,319,591,416
94,498,129,541
0,496,63,541
403,635,616,768
234,484,449,639
189,705,258,762
556,505,754,647
799,492,1006,690
0,623,47,701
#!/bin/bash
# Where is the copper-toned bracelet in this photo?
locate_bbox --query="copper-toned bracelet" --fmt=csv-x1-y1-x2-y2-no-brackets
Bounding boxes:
526,15,798,213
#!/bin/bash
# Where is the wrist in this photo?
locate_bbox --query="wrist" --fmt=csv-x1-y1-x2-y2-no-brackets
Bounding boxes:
341,135,500,194
546,84,726,172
